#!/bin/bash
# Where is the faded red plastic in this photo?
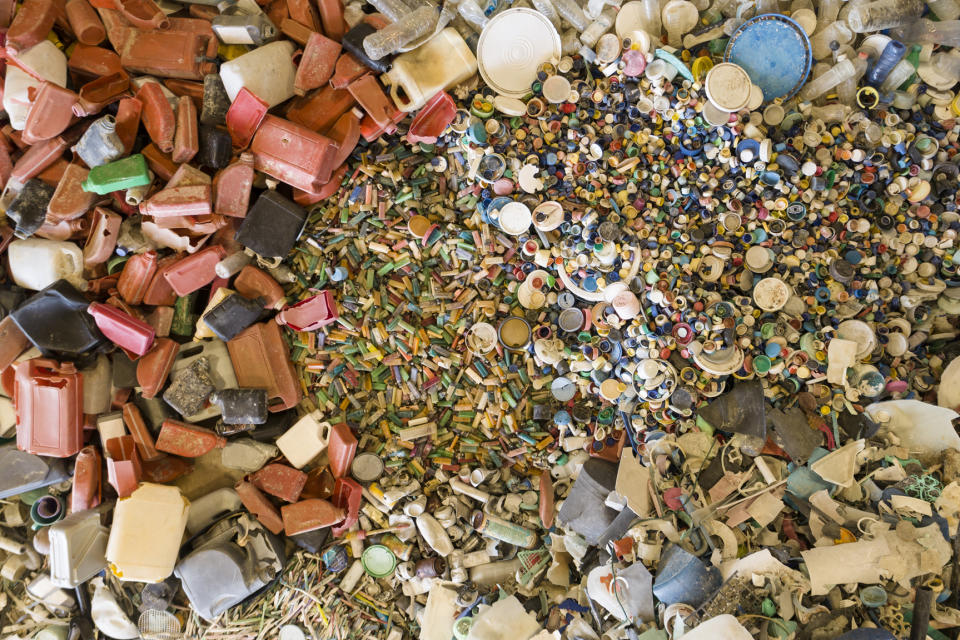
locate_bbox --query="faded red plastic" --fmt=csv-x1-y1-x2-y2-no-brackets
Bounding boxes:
327,422,357,479
539,470,554,528
13,359,84,458
163,79,204,109
147,306,175,338
330,476,361,536
117,250,158,305
317,0,346,40
324,110,360,169
6,0,57,54
140,185,212,218
280,16,313,45
72,445,103,512
143,254,188,305
105,435,142,498
68,45,124,80
281,499,344,535
108,0,170,30
87,302,156,356
330,53,367,89
162,245,226,296
74,72,130,117
172,95,198,164
10,134,73,185
286,84,355,132
235,266,285,308
250,115,339,195
0,317,30,373
47,163,97,223
235,479,284,534
251,463,307,502
83,207,122,266
286,0,320,31
212,154,254,218
275,291,337,331
114,19,217,81
407,91,456,145
295,32,341,95
347,74,396,129
66,0,106,45
36,218,89,242
359,107,405,142
22,83,79,145
138,82,175,154
227,321,301,412
115,97,142,155
136,337,177,398
293,163,347,206
121,402,163,462
225,88,269,149
155,419,227,457
142,455,193,483
141,143,179,182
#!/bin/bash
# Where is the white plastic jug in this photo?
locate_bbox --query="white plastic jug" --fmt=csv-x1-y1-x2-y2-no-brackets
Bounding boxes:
105,483,189,583
276,411,331,468
7,238,87,291
3,41,68,130
220,40,297,108
381,28,478,112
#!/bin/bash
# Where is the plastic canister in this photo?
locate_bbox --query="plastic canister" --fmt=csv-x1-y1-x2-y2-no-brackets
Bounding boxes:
651,544,722,608
48,510,108,588
219,40,297,108
275,411,331,468
2,41,68,130
382,28,478,112
7,239,85,292
105,483,190,583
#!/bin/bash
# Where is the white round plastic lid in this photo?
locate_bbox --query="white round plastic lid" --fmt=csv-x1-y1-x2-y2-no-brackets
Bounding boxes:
279,626,307,640
704,62,752,112
498,201,532,235
478,8,561,98
701,100,731,126
542,75,572,104
615,1,648,41
493,95,527,116
753,277,791,311
745,246,773,272
551,377,577,401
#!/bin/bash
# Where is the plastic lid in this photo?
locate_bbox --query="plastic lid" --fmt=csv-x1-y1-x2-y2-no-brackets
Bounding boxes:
724,14,812,101
477,8,561,98
350,452,384,483
615,1,650,42
551,377,577,401
701,100,731,126
498,201,532,235
753,277,791,311
279,626,307,640
745,246,773,273
361,545,397,577
542,75,572,104
704,63,752,112
532,200,564,231
493,96,527,116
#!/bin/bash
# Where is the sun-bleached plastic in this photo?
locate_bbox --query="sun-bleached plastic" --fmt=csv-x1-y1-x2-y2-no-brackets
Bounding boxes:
879,57,916,92
363,5,438,59
382,28,477,112
105,483,190,583
219,40,297,108
73,115,124,168
552,0,590,31
7,239,86,291
580,7,616,46
846,0,924,32
368,0,411,21
459,0,490,31
680,615,754,640
81,355,112,415
529,0,561,30
48,510,108,588
810,20,853,59
3,41,68,130
661,0,698,47
91,577,139,639
275,411,331,468
927,0,960,19
799,54,856,101
836,51,869,104
894,18,960,46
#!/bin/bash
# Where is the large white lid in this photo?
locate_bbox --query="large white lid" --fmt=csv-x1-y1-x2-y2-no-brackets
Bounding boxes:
704,62,752,112
477,8,561,98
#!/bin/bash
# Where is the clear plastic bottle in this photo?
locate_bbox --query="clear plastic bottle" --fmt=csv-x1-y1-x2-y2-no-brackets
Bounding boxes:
363,5,438,58
561,27,582,53
458,0,489,31
879,57,915,92
530,0,562,29
810,20,853,59
640,0,662,35
892,18,960,46
815,0,842,30
836,51,869,104
368,0,412,20
552,0,591,31
846,0,924,33
799,54,856,101
927,0,960,20
580,7,615,46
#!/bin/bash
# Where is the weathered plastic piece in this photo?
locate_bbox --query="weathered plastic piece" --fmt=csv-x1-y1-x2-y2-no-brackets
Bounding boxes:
235,190,308,258
22,83,78,145
330,53,368,89
281,499,344,535
327,423,358,479
329,476,361,536
0,444,70,499
324,110,361,168
136,338,178,399
235,266,285,308
318,0,347,39
212,13,278,46
82,154,151,195
276,413,330,469
117,251,158,305
219,41,297,108
122,403,163,462
12,281,105,361
162,245,226,296
172,96,199,164
201,74,231,126
106,483,189,583
6,0,57,55
79,354,111,416
114,98,142,155
83,207,122,267
235,479,284,534
251,115,339,194
280,16,313,45
227,321,301,412
10,129,76,185
112,18,218,80
74,116,125,170
251,462,307,502
340,22,391,74
7,180,56,239
383,29,476,112
202,294,265,342
225,88,269,149
67,44,123,80
651,544,722,608
97,411,126,446
198,126,233,170
275,291,338,331
140,185,212,218
137,83,175,154
87,303,156,356
4,42,68,131
66,0,106,45
213,154,255,217
556,458,620,545
105,436,141,498
142,454,193,483
286,84,356,132
295,32,341,95
347,74,396,129
0,316,31,373
46,165,96,225
71,446,102,512
13,359,84,458
163,356,215,417
74,72,130,117
407,91,456,144
208,388,268,424
48,511,108,588
169,340,238,421
293,163,347,205
184,488,242,536
156,419,227,457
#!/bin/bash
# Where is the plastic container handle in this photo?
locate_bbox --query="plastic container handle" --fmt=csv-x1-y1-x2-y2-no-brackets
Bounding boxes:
389,82,412,109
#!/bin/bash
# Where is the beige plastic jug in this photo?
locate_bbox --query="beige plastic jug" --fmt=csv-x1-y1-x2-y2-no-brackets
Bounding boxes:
381,28,478,112
7,238,86,291
105,483,189,583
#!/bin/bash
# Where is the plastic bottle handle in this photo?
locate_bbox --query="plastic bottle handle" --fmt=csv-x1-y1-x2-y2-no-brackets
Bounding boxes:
389,81,412,109
64,248,84,275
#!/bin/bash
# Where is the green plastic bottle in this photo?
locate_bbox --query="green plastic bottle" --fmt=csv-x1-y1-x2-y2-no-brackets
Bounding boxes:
81,154,151,195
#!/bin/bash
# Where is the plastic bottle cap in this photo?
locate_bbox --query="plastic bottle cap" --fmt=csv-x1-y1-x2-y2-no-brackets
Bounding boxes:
279,626,307,640
701,100,731,126
361,545,397,577
498,201,532,235
704,62,752,112
745,246,773,273
493,95,527,116
477,8,562,97
551,377,577,401
542,75,572,104
753,277,791,311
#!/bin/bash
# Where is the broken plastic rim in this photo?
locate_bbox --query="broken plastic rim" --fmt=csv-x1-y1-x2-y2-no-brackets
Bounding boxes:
138,609,182,640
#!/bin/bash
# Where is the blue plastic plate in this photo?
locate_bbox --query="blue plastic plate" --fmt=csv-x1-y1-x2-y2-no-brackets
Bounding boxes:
724,13,812,102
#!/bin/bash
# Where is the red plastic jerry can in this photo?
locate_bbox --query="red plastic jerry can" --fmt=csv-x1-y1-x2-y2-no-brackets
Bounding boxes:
13,359,84,458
